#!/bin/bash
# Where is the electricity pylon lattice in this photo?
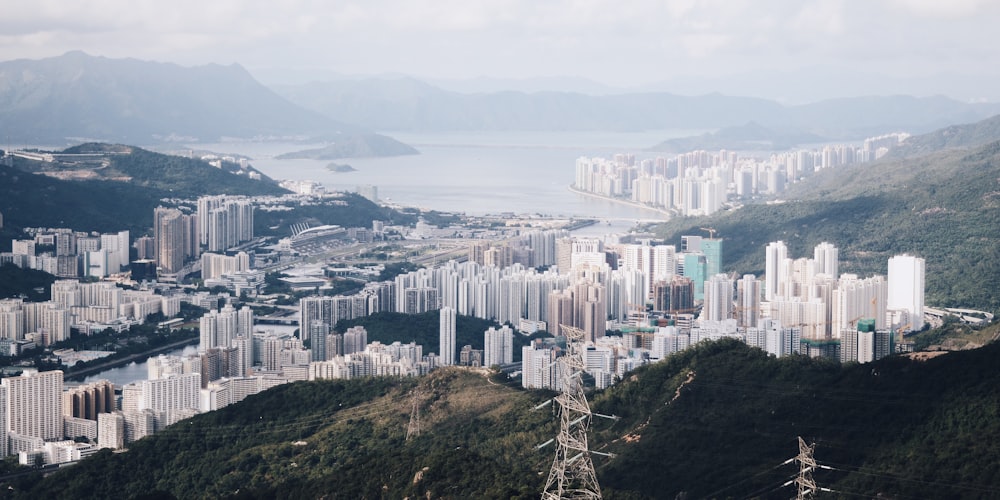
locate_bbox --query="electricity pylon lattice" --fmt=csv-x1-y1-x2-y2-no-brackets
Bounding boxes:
795,436,817,500
542,325,602,499
406,389,421,441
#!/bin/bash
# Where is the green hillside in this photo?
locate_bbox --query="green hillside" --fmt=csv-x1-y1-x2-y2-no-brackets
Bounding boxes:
654,140,1000,312
10,337,1000,498
889,113,1000,158
335,310,542,362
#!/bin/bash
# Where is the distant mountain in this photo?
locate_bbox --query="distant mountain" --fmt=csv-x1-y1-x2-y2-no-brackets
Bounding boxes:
888,113,1000,158
649,121,826,153
0,52,413,156
274,77,1000,143
13,337,1000,498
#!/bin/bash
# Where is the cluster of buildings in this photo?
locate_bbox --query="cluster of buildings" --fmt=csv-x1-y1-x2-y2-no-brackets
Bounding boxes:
0,279,182,350
574,133,909,216
0,229,130,279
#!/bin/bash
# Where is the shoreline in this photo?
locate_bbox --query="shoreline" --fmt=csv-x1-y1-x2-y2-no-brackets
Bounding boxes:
65,336,199,382
566,184,674,219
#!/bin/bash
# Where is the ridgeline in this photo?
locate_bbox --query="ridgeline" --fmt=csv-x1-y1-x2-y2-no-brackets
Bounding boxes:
9,337,1000,498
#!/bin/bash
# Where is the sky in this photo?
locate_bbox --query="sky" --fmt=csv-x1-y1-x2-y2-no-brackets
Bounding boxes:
2,0,998,102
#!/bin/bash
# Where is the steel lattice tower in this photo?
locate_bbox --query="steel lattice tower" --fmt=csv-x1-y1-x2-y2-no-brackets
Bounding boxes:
406,389,421,441
542,325,603,500
795,436,817,500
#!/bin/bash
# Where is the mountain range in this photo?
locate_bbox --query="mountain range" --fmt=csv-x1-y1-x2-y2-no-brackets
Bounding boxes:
274,76,1000,142
0,52,412,158
4,52,999,154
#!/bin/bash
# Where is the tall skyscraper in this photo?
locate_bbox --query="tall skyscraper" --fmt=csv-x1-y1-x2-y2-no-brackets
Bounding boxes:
887,254,925,332
439,306,456,365
765,241,788,301
154,207,186,274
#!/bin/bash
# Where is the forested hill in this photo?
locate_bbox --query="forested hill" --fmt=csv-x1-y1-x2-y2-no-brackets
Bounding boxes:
889,113,1000,158
1,144,287,234
654,139,1000,312
9,336,1000,498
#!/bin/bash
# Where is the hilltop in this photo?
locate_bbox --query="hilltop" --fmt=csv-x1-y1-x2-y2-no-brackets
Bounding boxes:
10,337,1000,498
1,144,287,234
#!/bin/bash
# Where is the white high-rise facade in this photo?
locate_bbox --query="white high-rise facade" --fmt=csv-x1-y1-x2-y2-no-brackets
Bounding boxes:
484,325,513,367
439,307,456,365
736,274,760,328
832,274,888,338
3,370,64,443
764,241,788,301
887,254,925,331
139,373,201,413
814,242,839,279
702,274,734,322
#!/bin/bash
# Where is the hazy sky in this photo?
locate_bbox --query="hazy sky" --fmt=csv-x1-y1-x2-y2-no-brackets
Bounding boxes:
2,0,998,101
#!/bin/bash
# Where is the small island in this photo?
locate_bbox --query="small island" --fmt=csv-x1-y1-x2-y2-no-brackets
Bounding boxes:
327,162,357,173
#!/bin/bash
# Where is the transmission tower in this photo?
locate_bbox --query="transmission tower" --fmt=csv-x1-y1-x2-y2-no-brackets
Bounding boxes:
405,389,421,441
541,325,603,500
795,436,817,500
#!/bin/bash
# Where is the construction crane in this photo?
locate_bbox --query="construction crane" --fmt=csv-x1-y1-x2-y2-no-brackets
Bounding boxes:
700,227,718,239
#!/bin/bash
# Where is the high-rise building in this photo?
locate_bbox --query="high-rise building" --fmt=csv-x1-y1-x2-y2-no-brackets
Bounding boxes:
814,242,839,279
521,345,559,390
343,326,368,355
439,307,456,365
98,412,125,450
832,274,888,338
887,254,925,331
484,325,513,367
653,276,695,314
154,207,186,274
701,238,723,278
299,296,335,345
765,241,788,301
702,274,734,322
736,274,761,328
63,380,115,421
139,373,201,413
682,253,707,300
3,370,64,441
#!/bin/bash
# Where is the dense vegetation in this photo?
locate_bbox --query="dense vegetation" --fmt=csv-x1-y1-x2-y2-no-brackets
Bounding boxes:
11,338,1000,498
0,264,57,301
254,192,415,237
334,310,542,362
60,144,287,198
655,140,1000,312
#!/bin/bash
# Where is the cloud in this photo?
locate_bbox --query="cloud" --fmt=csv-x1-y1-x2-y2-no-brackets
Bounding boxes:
0,0,995,93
